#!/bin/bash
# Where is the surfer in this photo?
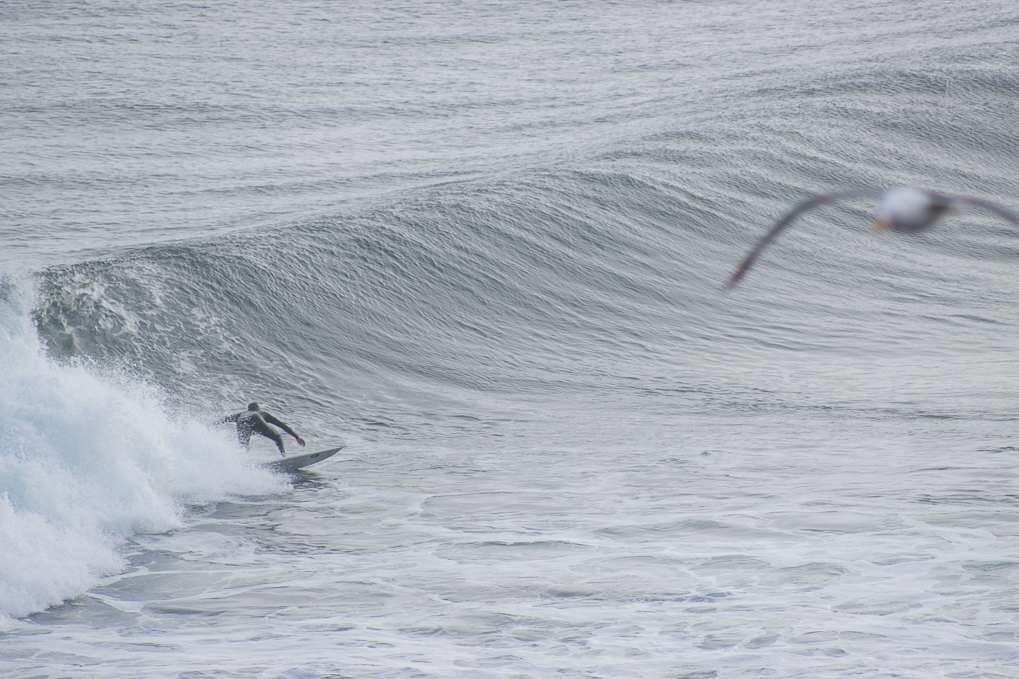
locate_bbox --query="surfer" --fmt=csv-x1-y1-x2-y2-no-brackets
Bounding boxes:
217,403,306,457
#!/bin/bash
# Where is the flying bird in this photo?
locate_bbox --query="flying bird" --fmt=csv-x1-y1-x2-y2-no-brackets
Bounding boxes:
724,187,1019,290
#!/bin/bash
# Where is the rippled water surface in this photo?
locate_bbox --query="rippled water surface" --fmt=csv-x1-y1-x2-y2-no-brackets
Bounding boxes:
3,1,1019,677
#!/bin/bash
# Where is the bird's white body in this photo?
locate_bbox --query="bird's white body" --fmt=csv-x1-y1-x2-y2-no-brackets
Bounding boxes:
877,187,951,233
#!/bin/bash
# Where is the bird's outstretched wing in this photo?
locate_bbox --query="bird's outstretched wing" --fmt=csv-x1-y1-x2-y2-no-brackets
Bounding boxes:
723,191,875,290
949,196,1019,228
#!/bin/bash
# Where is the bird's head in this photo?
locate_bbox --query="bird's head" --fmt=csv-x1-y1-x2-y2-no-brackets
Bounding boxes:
876,187,953,233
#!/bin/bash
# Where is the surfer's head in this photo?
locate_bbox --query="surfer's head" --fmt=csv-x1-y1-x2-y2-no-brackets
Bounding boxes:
247,402,260,411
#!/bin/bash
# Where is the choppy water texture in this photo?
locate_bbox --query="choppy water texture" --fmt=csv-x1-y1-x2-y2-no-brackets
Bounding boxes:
2,1,1019,677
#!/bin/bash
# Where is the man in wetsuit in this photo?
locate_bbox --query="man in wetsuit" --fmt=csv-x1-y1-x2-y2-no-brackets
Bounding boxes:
218,402,306,457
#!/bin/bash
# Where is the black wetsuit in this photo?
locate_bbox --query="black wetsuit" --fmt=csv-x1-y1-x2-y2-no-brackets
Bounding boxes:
219,409,300,454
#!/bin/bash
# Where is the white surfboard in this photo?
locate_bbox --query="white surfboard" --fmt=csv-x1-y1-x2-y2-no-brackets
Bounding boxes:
263,446,344,472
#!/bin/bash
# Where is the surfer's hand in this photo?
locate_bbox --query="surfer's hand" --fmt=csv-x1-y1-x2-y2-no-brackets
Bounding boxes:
297,437,306,447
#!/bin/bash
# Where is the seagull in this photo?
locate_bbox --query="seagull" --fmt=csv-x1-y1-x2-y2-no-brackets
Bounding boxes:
724,187,1019,290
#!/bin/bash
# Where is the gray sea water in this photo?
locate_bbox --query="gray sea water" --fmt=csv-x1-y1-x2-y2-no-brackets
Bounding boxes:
3,1,1019,677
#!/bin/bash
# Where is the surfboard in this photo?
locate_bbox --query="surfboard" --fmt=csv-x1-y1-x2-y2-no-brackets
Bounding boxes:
263,446,344,472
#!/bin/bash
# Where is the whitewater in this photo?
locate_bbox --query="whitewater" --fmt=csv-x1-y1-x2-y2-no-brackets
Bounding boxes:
2,1,1019,677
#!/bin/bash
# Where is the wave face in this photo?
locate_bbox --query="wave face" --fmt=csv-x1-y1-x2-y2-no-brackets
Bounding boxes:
29,162,1019,444
30,171,736,432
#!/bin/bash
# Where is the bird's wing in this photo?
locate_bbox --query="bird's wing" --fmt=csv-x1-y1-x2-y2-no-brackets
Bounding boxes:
949,196,1019,228
724,191,874,290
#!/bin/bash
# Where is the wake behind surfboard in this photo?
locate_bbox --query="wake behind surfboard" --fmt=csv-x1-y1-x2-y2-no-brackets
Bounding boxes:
263,446,344,472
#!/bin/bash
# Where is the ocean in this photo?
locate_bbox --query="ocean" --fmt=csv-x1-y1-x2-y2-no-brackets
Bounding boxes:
2,1,1019,677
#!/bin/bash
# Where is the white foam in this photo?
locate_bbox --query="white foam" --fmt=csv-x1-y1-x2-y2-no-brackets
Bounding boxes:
0,281,286,622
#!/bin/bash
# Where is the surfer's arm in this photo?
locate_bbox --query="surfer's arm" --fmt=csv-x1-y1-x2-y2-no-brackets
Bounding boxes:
264,414,306,446
214,412,241,425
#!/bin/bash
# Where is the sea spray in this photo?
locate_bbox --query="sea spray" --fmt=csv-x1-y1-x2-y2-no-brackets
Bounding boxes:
0,280,285,621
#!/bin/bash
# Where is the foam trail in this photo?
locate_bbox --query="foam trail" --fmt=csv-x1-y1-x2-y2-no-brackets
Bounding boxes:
0,279,284,622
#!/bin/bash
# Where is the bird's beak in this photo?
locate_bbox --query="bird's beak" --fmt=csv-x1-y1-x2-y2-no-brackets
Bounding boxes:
875,218,890,230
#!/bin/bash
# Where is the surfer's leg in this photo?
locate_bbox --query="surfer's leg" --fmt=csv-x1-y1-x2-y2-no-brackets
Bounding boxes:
269,431,286,455
255,421,287,456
